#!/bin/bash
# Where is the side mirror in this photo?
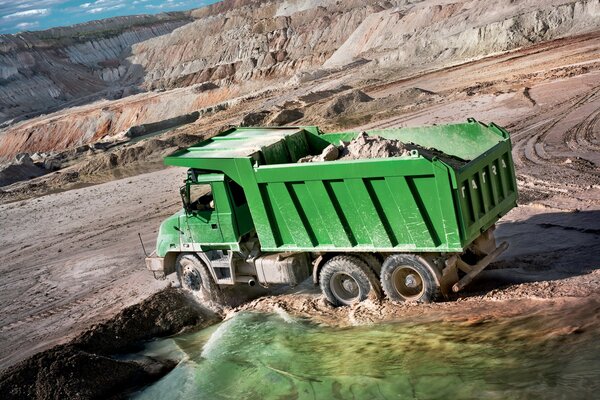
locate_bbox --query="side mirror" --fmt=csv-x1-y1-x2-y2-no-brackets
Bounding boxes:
180,185,191,213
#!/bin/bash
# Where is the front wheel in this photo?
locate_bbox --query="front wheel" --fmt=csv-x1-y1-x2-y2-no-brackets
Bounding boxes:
380,254,440,303
176,253,220,302
319,255,381,307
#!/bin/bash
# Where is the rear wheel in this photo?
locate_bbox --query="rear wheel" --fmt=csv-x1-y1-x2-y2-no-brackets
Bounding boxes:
176,253,220,302
380,254,440,303
319,255,381,307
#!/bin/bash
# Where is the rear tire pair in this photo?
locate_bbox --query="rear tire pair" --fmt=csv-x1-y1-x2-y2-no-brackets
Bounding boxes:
380,254,440,303
320,254,439,307
319,255,381,307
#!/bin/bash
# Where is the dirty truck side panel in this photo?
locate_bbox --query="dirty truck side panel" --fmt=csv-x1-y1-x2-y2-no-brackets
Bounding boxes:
249,157,462,252
453,125,518,244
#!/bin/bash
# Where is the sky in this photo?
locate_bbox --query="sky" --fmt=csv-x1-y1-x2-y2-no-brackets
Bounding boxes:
0,0,220,34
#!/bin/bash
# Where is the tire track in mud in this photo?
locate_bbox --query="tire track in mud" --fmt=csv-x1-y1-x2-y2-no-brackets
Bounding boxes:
508,83,600,199
0,264,153,343
0,298,89,334
564,107,600,152
356,102,449,130
0,197,180,335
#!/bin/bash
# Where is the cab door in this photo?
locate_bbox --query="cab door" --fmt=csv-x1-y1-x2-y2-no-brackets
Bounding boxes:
183,182,224,247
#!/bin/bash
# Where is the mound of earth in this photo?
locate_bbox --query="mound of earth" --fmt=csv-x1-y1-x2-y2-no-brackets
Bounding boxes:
76,134,203,177
241,108,305,127
0,288,220,400
241,110,271,127
0,345,176,400
324,90,373,118
268,108,304,126
74,287,219,355
0,154,47,187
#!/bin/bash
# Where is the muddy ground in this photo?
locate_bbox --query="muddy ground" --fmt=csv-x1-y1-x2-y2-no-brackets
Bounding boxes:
0,288,219,399
0,32,599,397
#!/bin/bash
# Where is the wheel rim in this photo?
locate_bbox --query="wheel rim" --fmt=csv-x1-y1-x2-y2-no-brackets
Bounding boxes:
329,272,360,304
181,262,202,291
391,266,424,300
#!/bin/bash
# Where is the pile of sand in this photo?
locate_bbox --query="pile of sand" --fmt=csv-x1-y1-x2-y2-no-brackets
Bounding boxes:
324,90,373,118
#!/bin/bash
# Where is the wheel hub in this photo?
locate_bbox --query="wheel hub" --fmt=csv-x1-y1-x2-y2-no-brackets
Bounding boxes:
182,265,202,291
405,274,418,288
330,272,360,304
342,278,358,293
391,266,424,300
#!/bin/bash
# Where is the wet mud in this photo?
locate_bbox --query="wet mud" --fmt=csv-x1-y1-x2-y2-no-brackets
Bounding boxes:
0,288,220,399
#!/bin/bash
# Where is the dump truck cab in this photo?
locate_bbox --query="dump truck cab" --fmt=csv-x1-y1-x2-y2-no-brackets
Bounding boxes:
178,171,253,250
146,121,517,306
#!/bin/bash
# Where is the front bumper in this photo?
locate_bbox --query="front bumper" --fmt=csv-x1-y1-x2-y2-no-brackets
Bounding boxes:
145,251,166,280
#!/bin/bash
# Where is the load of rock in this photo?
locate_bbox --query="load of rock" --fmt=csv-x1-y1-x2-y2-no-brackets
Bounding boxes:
298,133,411,163
298,132,467,167
338,132,412,160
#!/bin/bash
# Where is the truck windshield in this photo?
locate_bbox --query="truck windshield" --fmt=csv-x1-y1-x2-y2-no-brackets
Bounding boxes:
189,184,214,211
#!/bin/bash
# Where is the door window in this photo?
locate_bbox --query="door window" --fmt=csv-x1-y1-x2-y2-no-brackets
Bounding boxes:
190,184,215,211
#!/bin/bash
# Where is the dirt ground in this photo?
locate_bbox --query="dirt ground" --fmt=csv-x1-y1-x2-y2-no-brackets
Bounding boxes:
0,32,599,375
0,168,184,369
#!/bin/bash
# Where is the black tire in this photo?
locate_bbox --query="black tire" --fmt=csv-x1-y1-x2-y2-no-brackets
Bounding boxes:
176,253,220,302
380,254,440,303
355,253,382,277
319,255,381,307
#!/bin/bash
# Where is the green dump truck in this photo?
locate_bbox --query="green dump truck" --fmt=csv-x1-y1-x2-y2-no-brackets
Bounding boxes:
145,119,517,306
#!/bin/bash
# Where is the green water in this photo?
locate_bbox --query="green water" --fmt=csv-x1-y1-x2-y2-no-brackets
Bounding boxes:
132,309,599,400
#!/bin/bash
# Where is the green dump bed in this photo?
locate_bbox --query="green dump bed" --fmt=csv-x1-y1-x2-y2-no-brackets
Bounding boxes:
165,120,517,253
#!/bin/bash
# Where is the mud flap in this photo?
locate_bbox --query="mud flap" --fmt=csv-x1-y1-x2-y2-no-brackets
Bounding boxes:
440,240,509,295
440,256,460,298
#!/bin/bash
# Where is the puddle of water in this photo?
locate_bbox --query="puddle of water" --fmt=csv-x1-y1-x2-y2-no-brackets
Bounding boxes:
132,307,599,400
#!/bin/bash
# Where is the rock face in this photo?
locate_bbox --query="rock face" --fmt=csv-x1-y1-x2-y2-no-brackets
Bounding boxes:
0,13,192,124
128,0,372,90
0,0,599,160
323,0,600,68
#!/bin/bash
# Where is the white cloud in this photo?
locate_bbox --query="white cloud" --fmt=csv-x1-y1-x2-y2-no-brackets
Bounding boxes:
93,0,123,5
80,3,92,8
1,0,65,8
146,1,186,9
16,21,39,28
86,4,124,14
2,8,49,20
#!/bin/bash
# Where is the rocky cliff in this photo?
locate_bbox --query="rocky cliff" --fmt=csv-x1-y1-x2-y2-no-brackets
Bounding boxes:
1,0,599,160
0,13,192,125
127,0,600,89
